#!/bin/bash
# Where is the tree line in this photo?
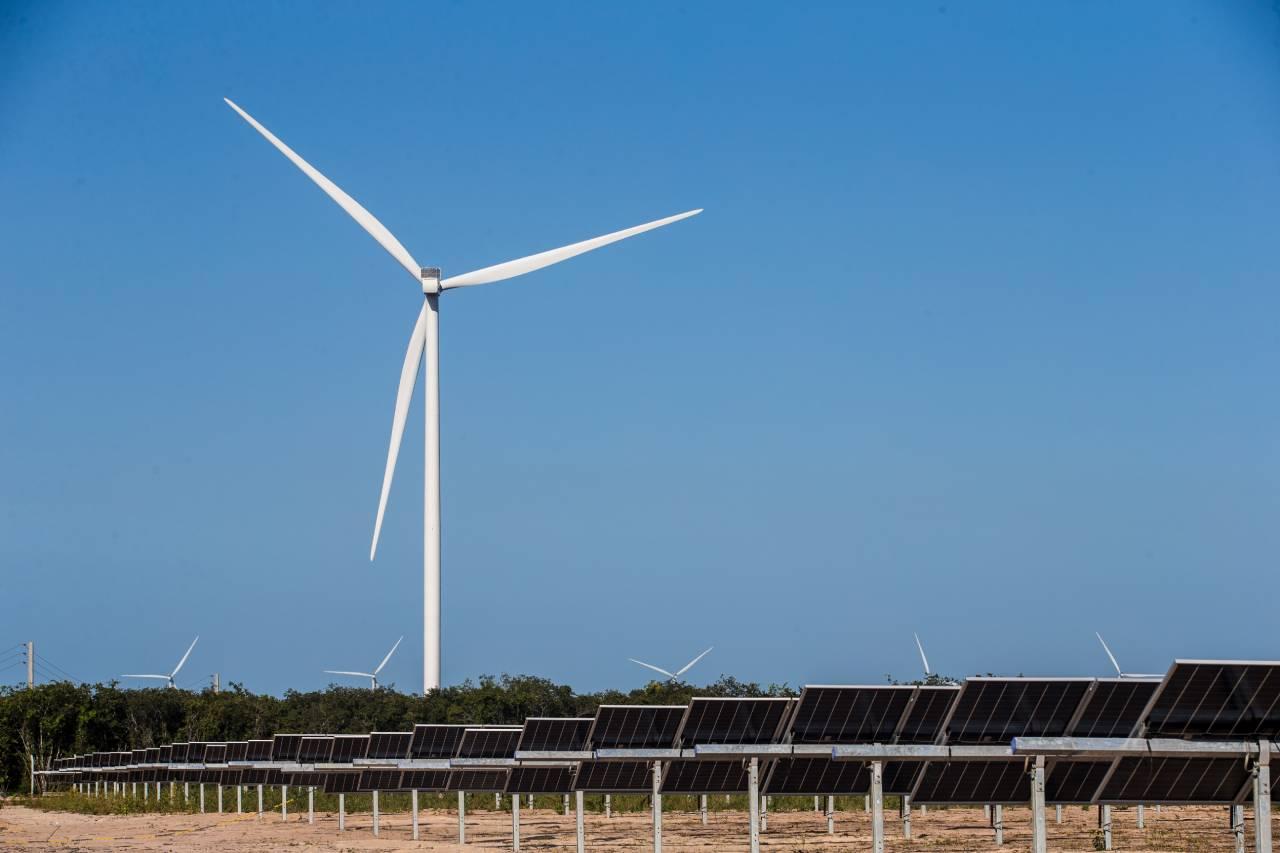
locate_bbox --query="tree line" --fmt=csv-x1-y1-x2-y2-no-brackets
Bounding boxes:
0,674,795,794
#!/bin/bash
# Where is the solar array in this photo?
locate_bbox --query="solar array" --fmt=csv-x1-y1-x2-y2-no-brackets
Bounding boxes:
38,659,1280,853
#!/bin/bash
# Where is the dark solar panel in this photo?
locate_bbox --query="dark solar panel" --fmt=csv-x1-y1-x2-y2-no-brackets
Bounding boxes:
898,687,962,743
457,728,523,759
788,687,914,744
245,740,274,761
883,762,923,795
186,743,208,763
762,758,865,794
448,769,509,791
589,706,685,748
145,748,160,763
217,769,244,785
240,768,270,785
410,724,468,759
132,749,146,763
330,735,370,763
271,734,304,761
367,732,413,760
1071,680,1160,738
944,679,1092,744
224,743,248,762
1046,761,1112,803
203,744,227,764
288,771,327,787
1144,662,1280,739
677,698,791,747
661,760,749,793
913,761,1029,804
517,718,593,752
507,766,576,794
401,770,451,790
359,770,403,791
297,737,334,763
575,761,653,792
1100,757,1250,803
324,773,362,794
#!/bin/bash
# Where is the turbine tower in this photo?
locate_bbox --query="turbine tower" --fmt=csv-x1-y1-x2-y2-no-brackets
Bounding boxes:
628,646,714,683
226,99,701,692
324,636,403,689
122,636,199,689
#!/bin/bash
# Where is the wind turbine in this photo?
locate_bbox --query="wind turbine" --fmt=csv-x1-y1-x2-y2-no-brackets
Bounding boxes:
324,636,403,689
913,633,957,685
629,647,713,683
1095,632,1162,679
122,636,199,689
225,99,701,694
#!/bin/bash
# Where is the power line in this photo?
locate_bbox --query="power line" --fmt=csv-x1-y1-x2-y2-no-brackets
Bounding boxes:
35,653,81,684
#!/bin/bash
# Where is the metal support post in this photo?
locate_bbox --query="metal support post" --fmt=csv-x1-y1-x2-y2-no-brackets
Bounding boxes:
458,790,466,844
373,789,380,836
1257,739,1273,853
1098,804,1112,851
826,794,835,834
338,793,345,831
748,756,760,853
652,761,663,853
1233,804,1245,853
1030,755,1047,853
871,760,885,853
199,783,205,814
576,789,585,853
700,793,708,825
512,791,520,851
307,786,314,824
412,789,420,840
993,803,1004,845
902,792,912,840
281,784,288,821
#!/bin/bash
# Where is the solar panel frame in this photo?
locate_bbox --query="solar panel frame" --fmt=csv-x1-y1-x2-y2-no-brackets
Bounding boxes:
224,742,248,762
358,770,402,791
661,759,750,793
941,677,1094,745
1099,756,1252,804
448,769,509,791
297,737,334,763
574,760,653,792
1069,679,1161,739
271,734,304,761
245,740,274,761
401,769,452,790
330,735,370,763
1143,661,1280,739
203,744,228,764
1046,760,1114,804
506,766,577,794
786,686,916,744
912,760,1030,804
456,727,524,759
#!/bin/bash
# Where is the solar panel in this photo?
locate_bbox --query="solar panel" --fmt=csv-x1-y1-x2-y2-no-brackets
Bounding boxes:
661,760,749,793
788,687,914,743
589,706,685,748
898,687,963,743
330,735,370,763
297,737,334,763
448,769,509,791
764,758,868,795
145,748,160,763
1071,680,1160,738
517,718,593,752
288,771,327,787
913,760,1029,804
456,727,523,759
677,698,792,747
224,742,248,762
245,740,274,761
943,678,1092,744
132,749,146,763
410,724,468,759
217,769,244,785
401,769,451,790
507,766,576,794
1100,757,1250,803
359,770,403,791
1144,661,1280,739
575,761,653,792
1046,760,1112,803
203,744,228,764
186,743,208,763
324,773,362,794
271,734,304,761
367,731,413,760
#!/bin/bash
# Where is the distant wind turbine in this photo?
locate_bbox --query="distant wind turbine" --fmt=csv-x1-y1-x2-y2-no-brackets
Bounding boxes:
225,98,701,694
325,636,403,689
1095,633,1162,679
629,647,713,683
913,633,958,685
122,636,199,689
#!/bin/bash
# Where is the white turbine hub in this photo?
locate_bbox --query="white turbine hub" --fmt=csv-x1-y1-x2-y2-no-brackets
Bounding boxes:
421,267,441,295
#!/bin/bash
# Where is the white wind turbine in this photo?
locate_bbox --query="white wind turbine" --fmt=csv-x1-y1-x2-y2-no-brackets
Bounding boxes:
629,647,714,683
1095,632,1162,679
325,636,403,690
225,100,700,694
913,632,957,685
122,636,199,689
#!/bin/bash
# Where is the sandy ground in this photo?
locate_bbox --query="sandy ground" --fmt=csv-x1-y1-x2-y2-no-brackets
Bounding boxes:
0,802,1262,851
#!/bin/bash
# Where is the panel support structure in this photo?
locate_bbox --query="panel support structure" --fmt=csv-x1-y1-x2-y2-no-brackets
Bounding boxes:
1257,739,1272,853
871,760,885,853
992,803,1003,845
458,790,466,844
826,795,835,834
748,756,760,853
1030,755,1047,853
652,761,663,853
512,791,520,852
372,789,380,837
901,792,911,840
412,789,420,840
1233,804,1245,853
576,790,585,853
339,793,346,831
1098,804,1112,851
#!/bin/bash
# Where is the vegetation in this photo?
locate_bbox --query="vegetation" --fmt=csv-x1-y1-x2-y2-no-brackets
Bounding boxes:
0,674,795,795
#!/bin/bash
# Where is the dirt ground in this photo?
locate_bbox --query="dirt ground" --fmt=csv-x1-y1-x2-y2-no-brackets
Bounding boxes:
0,802,1262,851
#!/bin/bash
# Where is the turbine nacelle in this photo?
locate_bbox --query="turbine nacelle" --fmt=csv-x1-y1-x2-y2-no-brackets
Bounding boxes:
421,267,441,295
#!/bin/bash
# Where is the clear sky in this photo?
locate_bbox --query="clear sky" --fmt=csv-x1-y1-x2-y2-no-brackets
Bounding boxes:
2,1,1278,694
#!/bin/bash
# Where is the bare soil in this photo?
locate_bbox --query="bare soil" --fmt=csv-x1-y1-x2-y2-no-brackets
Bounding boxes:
0,802,1259,851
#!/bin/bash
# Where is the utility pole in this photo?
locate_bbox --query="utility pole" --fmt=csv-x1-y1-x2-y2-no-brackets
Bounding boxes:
26,641,34,688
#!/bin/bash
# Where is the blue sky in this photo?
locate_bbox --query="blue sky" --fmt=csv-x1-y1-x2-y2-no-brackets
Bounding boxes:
2,1,1278,694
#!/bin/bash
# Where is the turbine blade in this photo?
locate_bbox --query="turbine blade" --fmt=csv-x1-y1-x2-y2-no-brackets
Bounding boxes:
441,209,702,289
675,646,713,677
171,636,199,678
1096,632,1123,677
370,303,428,559
324,670,375,678
914,632,931,676
224,98,422,282
374,636,403,675
122,674,169,680
628,659,676,680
